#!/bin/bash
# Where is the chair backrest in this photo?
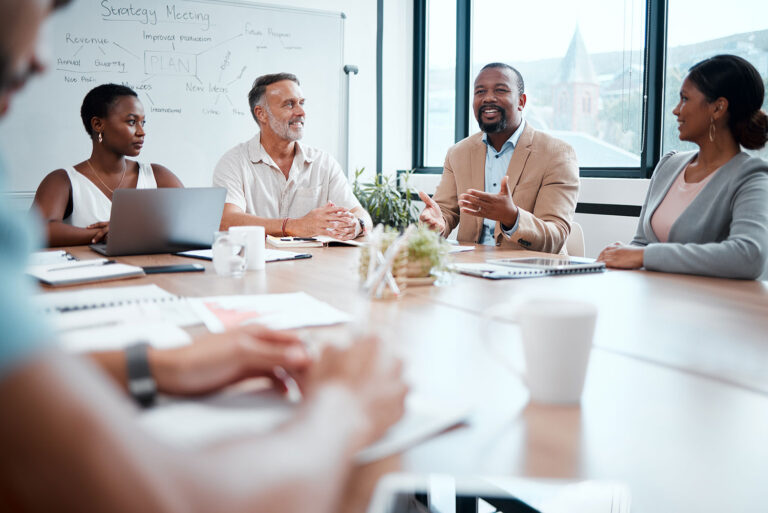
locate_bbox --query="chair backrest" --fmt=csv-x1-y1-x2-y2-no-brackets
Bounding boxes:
566,221,585,257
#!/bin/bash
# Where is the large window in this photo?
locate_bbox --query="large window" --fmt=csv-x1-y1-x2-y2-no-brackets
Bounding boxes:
416,0,768,177
424,0,457,167
662,0,768,160
470,0,646,168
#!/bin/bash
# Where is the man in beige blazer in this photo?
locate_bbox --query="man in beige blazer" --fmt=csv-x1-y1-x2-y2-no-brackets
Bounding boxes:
419,63,579,254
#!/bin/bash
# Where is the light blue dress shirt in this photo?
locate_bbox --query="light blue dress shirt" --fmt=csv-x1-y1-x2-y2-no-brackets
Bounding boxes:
0,159,51,380
478,120,526,245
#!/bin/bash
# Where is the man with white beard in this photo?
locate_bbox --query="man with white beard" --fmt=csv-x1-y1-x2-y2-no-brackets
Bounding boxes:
214,73,371,240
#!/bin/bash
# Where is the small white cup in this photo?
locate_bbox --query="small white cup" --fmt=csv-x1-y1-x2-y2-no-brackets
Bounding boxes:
517,300,597,404
229,226,266,271
212,231,246,277
485,298,597,404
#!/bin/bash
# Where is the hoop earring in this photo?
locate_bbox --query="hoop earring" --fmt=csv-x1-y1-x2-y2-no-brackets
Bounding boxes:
98,132,103,143
709,118,716,142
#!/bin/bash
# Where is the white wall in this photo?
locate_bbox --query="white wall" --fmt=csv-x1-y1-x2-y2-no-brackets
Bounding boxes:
244,0,413,182
577,177,649,257
381,0,414,179
266,0,379,179
4,0,409,206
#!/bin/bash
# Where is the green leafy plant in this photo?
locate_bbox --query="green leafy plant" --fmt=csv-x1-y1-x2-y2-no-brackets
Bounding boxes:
353,168,419,230
405,223,450,275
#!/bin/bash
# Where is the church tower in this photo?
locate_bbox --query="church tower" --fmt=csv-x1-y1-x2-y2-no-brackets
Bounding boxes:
553,26,600,134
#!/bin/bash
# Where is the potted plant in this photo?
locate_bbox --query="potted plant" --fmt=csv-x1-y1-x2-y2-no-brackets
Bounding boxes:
354,169,451,290
358,224,451,293
352,168,419,230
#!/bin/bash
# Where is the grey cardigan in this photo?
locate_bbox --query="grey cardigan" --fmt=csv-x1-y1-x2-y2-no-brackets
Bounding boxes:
631,150,768,279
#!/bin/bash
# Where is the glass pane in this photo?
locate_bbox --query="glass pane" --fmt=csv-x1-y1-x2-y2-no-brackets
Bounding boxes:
663,0,768,160
471,0,646,168
424,0,457,167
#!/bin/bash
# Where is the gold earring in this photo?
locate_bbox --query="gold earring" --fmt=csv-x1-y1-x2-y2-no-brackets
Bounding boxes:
98,132,103,143
709,117,716,142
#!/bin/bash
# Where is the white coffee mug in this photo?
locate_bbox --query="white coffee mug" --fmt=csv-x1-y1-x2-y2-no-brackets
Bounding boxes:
486,298,597,404
230,226,266,271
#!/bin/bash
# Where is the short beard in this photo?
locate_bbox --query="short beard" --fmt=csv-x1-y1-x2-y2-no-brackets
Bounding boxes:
477,108,508,134
264,103,304,141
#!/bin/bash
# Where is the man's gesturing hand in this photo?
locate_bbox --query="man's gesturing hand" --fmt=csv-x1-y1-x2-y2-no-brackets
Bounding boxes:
457,176,519,228
418,190,446,233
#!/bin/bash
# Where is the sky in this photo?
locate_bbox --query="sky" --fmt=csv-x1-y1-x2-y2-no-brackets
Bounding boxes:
427,0,768,68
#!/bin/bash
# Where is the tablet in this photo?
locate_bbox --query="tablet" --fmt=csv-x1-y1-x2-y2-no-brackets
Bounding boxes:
487,256,606,272
367,473,630,513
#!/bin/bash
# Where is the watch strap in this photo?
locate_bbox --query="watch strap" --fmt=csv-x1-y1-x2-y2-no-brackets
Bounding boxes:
125,342,156,408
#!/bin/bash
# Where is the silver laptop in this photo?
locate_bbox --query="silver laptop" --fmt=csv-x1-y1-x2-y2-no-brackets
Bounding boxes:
90,187,226,256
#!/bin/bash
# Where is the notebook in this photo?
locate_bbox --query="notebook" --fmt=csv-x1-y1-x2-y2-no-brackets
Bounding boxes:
35,284,197,352
35,284,184,313
27,258,145,287
455,257,605,280
36,284,200,332
176,248,312,262
266,235,363,248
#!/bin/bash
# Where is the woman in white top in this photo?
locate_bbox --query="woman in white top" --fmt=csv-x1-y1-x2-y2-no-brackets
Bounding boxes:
33,83,182,246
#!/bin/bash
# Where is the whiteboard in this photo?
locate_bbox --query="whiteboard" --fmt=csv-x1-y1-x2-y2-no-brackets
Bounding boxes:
0,0,345,193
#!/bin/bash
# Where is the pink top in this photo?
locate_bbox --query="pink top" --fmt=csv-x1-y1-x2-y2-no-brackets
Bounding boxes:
650,166,718,242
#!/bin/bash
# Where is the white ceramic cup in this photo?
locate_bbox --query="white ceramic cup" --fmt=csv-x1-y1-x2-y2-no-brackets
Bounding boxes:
230,226,266,271
516,299,597,404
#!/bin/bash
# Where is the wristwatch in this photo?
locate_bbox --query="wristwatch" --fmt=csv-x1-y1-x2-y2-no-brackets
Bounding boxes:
125,342,156,408
357,217,366,235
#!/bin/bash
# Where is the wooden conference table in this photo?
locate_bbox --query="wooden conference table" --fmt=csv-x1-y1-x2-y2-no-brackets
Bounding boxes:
56,244,768,513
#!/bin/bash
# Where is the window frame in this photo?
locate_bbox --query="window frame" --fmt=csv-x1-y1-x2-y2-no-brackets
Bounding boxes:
411,0,668,179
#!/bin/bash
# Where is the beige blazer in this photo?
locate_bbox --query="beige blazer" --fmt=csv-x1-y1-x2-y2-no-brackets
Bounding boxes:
431,123,579,254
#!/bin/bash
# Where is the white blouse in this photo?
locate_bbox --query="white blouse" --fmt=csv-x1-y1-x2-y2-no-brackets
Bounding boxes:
63,162,157,227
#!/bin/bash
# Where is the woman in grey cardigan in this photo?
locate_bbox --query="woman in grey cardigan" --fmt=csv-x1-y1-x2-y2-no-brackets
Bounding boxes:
598,54,768,279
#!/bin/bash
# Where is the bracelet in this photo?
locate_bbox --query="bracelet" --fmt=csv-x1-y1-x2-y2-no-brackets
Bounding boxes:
282,218,289,237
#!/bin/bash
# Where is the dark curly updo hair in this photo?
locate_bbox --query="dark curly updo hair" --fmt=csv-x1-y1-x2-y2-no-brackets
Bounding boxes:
80,83,138,137
687,54,768,150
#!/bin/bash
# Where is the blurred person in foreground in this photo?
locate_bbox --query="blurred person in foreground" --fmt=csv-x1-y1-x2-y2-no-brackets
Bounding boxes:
0,1,407,512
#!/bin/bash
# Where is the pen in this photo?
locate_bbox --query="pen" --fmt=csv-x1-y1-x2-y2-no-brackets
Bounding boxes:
280,237,317,241
47,260,117,272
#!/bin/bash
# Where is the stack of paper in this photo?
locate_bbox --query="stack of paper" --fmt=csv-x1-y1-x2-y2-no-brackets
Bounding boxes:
190,292,351,332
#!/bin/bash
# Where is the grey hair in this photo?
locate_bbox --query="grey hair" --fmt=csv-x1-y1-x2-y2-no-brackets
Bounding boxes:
247,72,300,124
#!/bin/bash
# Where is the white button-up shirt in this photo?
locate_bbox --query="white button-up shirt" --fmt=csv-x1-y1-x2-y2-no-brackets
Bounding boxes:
213,133,362,218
